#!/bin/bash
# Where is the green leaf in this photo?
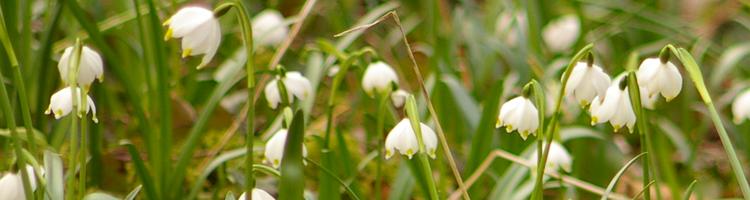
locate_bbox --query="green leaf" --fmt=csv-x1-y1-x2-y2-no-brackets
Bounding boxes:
125,185,142,200
306,158,362,200
188,148,281,200
465,78,504,174
122,141,158,200
682,180,698,200
601,152,646,200
0,128,47,147
83,192,119,200
44,150,64,200
279,111,306,200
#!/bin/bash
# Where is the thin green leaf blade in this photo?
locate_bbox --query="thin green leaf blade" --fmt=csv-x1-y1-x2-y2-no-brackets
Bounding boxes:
279,111,306,199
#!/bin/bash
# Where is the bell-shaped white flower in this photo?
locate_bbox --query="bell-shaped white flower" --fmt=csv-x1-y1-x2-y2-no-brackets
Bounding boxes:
542,15,580,52
238,188,276,200
58,46,104,88
362,61,399,96
390,89,410,108
589,78,636,133
564,62,611,106
636,58,682,101
252,9,288,47
496,96,539,140
264,129,308,169
385,118,438,159
732,89,750,123
0,165,40,200
163,6,222,69
529,142,572,172
45,87,98,123
264,72,312,109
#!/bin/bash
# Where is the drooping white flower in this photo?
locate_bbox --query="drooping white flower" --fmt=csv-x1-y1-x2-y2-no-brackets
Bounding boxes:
496,96,539,140
362,61,399,96
264,129,308,169
0,165,40,200
542,15,580,52
238,188,276,200
636,58,682,101
732,89,750,124
385,118,439,159
390,89,410,108
564,62,611,106
264,72,312,109
589,78,636,133
252,9,288,47
163,6,222,69
529,142,572,172
45,87,98,123
58,46,104,88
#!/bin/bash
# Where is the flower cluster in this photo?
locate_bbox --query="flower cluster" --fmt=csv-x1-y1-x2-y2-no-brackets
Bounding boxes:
47,44,103,122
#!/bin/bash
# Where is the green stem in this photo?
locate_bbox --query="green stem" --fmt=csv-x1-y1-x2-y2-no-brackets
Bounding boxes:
215,0,256,195
669,46,750,199
533,44,593,200
405,95,440,199
79,111,88,199
374,92,389,199
0,3,36,157
0,47,33,200
65,39,83,200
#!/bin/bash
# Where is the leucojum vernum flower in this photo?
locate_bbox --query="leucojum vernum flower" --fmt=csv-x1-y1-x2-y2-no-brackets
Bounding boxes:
564,61,611,106
0,165,40,200
637,57,683,101
733,89,750,124
264,71,313,109
529,141,572,172
58,46,104,89
496,96,540,140
589,76,636,133
264,128,309,169
385,118,439,159
252,9,289,47
163,6,222,69
362,61,399,96
238,188,276,200
45,87,98,123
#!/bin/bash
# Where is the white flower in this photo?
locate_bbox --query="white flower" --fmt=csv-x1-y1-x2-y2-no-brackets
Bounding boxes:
636,58,682,101
529,142,572,172
264,129,308,169
163,6,222,69
0,165,40,200
542,15,580,52
496,96,539,140
564,62,611,106
252,9,288,47
58,46,104,88
45,87,98,123
732,89,750,123
390,89,409,108
385,118,438,159
238,188,276,200
264,72,312,109
362,61,399,96
589,78,636,133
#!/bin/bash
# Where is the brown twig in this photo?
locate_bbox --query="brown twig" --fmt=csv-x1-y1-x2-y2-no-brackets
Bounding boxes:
447,149,631,200
335,11,471,200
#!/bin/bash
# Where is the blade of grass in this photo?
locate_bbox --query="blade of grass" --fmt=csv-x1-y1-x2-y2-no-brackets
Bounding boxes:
187,148,281,200
465,78,504,174
306,158,362,200
122,141,158,200
601,152,647,200
125,185,142,200
279,110,306,199
682,180,697,200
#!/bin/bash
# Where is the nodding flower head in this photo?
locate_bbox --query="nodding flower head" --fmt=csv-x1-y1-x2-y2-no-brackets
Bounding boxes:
58,46,104,89
264,129,308,169
0,165,40,200
264,72,312,109
362,61,399,97
589,77,636,133
385,119,438,159
164,6,222,69
238,188,276,200
636,58,682,101
564,62,611,106
732,89,750,124
496,96,539,140
529,142,572,173
252,9,288,47
542,15,580,52
45,87,98,123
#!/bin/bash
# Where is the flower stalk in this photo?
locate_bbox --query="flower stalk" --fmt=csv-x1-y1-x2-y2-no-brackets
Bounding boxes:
404,95,440,200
